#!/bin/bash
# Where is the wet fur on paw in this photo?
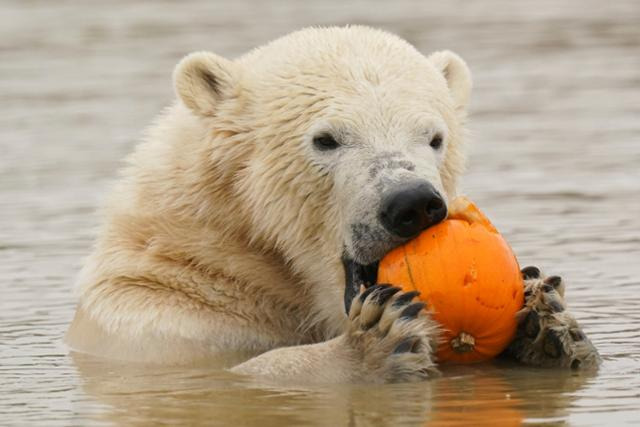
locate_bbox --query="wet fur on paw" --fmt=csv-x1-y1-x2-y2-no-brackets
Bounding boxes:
344,284,439,383
504,266,601,369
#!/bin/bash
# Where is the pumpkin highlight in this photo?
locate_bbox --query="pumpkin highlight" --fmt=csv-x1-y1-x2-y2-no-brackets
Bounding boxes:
378,196,524,363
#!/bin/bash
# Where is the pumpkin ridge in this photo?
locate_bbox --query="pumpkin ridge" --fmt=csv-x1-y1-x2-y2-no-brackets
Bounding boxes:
435,224,455,332
477,289,522,339
402,244,418,292
476,249,523,331
449,221,468,341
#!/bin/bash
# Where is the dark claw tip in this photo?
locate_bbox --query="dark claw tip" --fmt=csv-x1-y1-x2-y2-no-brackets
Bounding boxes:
541,284,554,293
570,329,586,341
359,284,384,302
400,302,426,320
548,299,565,313
376,286,402,305
523,310,541,338
544,275,563,288
521,266,541,280
392,290,421,307
543,330,564,359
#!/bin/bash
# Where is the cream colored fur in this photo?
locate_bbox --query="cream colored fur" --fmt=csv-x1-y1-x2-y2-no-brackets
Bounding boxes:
66,26,473,381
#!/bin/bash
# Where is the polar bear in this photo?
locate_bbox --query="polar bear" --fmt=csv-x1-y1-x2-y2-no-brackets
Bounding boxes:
66,26,599,382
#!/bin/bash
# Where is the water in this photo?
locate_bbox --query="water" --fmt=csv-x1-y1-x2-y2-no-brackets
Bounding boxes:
1,0,639,425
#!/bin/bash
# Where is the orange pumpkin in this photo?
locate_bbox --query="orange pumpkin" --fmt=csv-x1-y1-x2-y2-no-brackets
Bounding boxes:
378,196,524,363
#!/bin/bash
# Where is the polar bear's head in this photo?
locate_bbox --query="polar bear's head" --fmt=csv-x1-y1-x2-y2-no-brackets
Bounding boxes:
173,27,471,312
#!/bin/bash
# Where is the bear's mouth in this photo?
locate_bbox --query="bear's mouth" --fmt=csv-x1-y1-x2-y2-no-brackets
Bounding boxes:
342,254,379,314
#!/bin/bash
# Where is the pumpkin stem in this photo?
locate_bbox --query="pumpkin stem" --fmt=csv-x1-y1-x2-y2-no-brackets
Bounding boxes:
451,332,475,353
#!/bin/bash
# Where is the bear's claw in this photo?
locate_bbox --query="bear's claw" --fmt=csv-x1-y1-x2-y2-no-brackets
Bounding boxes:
503,266,601,369
521,265,541,280
345,284,439,382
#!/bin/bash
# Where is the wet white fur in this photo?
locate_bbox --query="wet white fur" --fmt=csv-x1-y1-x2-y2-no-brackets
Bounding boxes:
66,26,472,379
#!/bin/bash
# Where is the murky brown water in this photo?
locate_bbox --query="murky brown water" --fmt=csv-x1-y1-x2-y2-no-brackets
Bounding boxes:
1,0,639,425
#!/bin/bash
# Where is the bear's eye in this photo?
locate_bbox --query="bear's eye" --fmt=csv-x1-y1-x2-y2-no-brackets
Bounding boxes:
429,134,444,150
312,133,340,151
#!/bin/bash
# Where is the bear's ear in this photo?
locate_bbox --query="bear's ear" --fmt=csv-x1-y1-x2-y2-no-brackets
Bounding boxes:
428,50,472,113
173,51,238,116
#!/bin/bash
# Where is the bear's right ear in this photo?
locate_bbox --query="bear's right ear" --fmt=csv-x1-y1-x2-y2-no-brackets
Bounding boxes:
173,51,238,116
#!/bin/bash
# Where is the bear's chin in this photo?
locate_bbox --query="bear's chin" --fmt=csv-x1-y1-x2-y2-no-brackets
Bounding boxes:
342,255,380,314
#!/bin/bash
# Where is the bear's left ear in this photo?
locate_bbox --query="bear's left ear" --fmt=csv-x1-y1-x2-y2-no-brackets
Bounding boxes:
173,51,239,116
428,50,472,113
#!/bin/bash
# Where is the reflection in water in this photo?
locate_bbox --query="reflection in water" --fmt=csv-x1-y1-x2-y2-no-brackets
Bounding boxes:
1,0,640,425
429,369,524,426
71,352,433,426
71,352,598,426
429,363,596,426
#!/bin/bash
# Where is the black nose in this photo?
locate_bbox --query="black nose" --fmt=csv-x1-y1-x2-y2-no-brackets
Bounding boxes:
379,182,447,238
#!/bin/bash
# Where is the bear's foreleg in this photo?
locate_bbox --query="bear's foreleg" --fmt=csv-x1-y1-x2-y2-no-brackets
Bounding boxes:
232,285,439,383
502,266,601,369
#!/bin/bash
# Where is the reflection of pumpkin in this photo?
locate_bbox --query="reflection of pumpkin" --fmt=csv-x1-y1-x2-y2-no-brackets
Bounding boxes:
429,371,524,427
378,197,524,363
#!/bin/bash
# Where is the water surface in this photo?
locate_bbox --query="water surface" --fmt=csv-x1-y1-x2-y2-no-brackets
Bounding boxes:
1,0,639,425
